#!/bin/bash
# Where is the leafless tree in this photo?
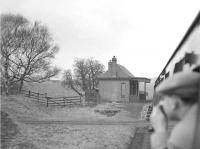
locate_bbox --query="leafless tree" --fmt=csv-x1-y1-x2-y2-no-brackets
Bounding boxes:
73,58,88,91
62,69,82,95
1,14,29,94
0,14,60,94
86,58,105,90
72,58,105,91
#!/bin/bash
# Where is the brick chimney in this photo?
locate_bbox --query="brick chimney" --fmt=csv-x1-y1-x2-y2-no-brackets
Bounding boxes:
108,56,117,77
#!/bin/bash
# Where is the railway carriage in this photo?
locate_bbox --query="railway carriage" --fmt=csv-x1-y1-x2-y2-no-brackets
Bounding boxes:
153,11,200,149
154,12,200,105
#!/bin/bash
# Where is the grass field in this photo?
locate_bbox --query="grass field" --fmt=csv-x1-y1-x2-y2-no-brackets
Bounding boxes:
1,95,146,149
24,80,78,97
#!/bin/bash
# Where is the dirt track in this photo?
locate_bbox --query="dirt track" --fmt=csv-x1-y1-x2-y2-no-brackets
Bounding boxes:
128,127,151,149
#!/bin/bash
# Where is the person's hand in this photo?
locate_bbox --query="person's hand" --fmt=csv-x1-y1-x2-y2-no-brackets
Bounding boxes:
150,104,168,149
150,104,168,132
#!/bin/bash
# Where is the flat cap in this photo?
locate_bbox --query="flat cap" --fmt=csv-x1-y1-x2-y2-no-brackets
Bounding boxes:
156,71,200,98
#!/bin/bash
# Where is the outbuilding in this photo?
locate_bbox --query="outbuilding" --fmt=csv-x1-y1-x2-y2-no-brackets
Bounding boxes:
97,56,150,103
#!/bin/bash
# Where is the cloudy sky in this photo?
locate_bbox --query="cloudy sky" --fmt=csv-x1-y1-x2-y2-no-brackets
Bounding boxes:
1,0,199,78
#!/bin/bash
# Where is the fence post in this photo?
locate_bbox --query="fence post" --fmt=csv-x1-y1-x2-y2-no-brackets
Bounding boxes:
81,94,85,106
28,90,31,97
97,93,100,104
63,97,65,107
45,93,48,107
37,92,39,103
46,97,49,107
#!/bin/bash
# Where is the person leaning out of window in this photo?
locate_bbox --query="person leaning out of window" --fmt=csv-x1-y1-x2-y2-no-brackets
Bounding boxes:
150,71,200,149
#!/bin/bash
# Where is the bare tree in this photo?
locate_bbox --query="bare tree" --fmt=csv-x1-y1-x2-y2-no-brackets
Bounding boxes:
0,14,60,94
1,14,29,94
72,58,105,91
62,69,82,95
86,58,105,90
73,58,88,91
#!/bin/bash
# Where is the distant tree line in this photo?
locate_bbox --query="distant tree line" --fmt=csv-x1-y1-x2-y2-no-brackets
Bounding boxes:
62,58,105,95
0,14,60,94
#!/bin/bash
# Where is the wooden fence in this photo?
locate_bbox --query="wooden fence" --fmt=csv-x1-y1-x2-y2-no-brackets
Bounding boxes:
21,90,82,107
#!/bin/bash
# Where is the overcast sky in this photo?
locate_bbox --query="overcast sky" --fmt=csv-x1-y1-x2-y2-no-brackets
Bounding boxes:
1,0,199,78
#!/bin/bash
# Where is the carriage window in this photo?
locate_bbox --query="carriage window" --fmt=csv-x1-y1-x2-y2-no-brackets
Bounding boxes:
165,72,170,78
173,58,184,73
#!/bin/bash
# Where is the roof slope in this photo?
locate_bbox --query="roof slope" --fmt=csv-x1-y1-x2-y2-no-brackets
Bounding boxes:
98,64,134,79
117,64,134,78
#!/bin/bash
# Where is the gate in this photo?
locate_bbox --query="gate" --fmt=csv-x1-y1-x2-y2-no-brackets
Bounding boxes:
85,90,98,105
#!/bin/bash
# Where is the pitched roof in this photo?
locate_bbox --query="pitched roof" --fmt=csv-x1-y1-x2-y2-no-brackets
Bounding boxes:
98,64,134,79
118,64,134,78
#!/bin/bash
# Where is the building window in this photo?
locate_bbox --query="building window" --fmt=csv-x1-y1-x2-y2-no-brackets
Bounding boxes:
130,80,139,96
121,83,126,98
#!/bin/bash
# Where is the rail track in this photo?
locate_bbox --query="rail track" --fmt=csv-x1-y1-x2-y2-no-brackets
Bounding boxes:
19,119,151,126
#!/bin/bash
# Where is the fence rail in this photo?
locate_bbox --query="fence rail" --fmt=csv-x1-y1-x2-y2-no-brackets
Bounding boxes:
21,90,82,107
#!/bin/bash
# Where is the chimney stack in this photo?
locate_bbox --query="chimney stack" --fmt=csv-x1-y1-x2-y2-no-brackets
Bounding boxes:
112,56,117,63
108,56,117,77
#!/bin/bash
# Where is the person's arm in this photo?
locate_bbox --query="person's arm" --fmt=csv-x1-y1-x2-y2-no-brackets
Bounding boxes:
152,143,182,149
151,130,168,149
166,142,184,149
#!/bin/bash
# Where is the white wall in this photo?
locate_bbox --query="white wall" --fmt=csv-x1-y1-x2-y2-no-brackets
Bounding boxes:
98,80,129,102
